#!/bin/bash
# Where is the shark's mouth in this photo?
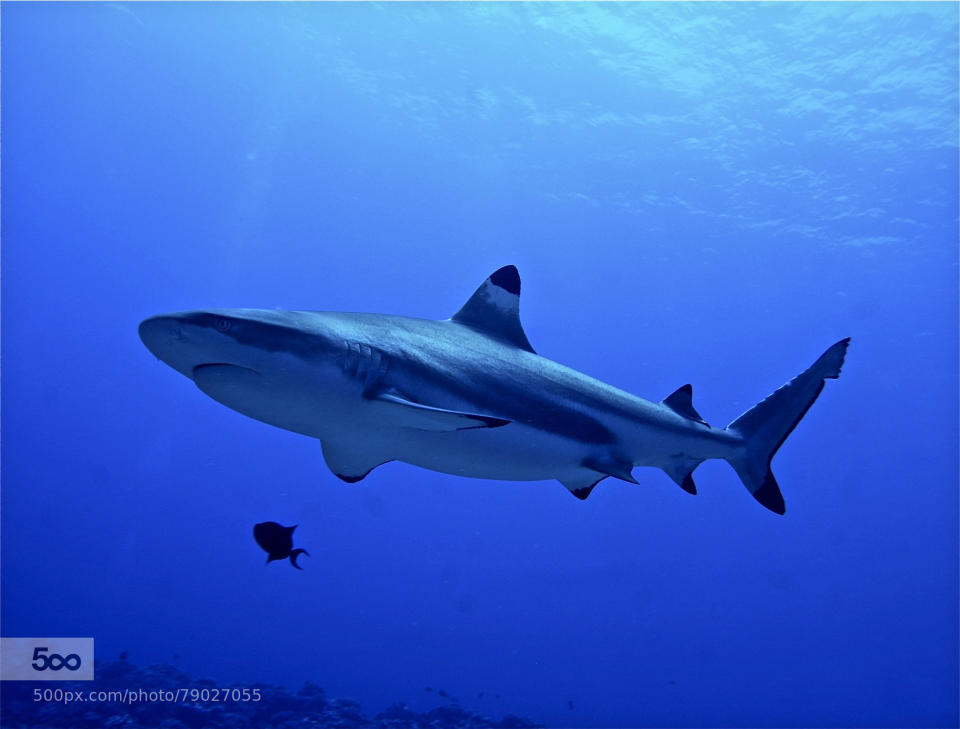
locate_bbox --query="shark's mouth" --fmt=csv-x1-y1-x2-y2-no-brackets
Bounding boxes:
192,363,258,378
191,363,262,405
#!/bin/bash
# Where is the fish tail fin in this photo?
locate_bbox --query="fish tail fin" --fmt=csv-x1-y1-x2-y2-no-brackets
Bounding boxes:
288,548,309,570
725,338,850,514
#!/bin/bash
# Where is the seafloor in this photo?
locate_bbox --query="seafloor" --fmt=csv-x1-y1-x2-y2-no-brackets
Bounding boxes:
0,659,541,729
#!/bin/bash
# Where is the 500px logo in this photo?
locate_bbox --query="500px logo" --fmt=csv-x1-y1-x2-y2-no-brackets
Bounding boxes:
33,688,86,704
31,647,83,672
1,638,94,681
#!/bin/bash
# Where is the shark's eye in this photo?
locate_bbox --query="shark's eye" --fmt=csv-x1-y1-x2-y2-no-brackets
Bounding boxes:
215,318,232,333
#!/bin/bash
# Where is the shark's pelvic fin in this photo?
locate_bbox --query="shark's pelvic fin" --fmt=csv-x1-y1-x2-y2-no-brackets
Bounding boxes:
560,456,637,500
559,471,607,500
321,441,393,483
370,391,511,431
661,384,709,426
583,456,639,484
450,265,536,353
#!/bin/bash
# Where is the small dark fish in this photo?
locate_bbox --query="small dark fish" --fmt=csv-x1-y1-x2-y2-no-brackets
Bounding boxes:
424,687,433,692
568,700,575,710
118,651,127,661
253,522,310,569
478,692,484,699
438,689,448,698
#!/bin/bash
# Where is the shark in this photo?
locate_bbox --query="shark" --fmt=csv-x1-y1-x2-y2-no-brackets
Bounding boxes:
139,265,849,514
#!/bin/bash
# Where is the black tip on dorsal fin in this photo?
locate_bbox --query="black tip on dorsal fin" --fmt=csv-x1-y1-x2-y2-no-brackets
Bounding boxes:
662,384,708,426
680,474,697,495
489,265,521,295
450,266,535,353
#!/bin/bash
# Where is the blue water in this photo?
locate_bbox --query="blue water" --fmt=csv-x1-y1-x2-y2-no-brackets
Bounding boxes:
2,3,958,727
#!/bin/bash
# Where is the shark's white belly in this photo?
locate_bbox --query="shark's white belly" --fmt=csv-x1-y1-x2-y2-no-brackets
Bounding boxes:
192,363,586,481
364,424,582,482
192,361,738,484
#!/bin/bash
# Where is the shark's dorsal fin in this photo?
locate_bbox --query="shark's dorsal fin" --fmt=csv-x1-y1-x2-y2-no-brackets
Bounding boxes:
661,384,708,425
450,265,535,353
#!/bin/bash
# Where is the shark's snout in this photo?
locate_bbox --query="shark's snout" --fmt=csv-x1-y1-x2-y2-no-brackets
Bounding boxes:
139,314,216,378
138,315,180,359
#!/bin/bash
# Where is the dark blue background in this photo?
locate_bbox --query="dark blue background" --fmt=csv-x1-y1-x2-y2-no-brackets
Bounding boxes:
2,3,957,727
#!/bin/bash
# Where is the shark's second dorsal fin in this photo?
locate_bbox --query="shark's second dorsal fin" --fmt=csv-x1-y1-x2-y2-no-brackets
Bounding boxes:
450,265,535,353
661,384,709,425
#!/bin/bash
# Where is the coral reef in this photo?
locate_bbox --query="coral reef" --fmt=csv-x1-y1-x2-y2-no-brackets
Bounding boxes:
0,659,540,729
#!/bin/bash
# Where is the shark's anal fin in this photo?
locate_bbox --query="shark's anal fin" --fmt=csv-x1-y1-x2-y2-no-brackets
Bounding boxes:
371,391,511,431
663,454,703,495
661,384,709,426
321,441,393,483
450,265,536,353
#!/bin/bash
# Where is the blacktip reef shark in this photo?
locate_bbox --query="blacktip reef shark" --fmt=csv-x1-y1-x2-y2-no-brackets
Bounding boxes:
139,266,849,514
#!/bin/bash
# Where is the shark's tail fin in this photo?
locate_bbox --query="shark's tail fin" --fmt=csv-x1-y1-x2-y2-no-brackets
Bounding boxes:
725,338,850,514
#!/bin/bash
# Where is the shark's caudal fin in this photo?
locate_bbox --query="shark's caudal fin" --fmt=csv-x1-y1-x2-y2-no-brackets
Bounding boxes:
726,338,850,515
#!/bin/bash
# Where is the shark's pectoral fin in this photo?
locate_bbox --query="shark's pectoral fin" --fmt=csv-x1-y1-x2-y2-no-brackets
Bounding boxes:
321,440,393,483
370,391,511,431
662,455,703,495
